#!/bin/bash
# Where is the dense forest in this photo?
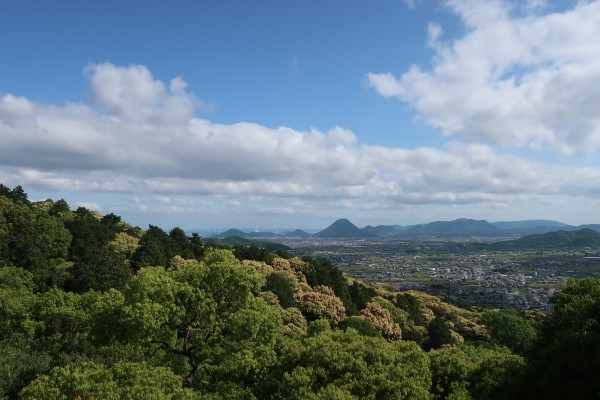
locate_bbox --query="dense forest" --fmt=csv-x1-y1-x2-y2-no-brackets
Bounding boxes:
1,184,599,399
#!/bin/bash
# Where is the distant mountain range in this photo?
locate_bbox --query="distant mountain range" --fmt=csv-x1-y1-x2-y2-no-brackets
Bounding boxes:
493,229,600,249
362,225,400,236
283,229,312,237
491,220,571,230
405,218,502,237
207,218,600,239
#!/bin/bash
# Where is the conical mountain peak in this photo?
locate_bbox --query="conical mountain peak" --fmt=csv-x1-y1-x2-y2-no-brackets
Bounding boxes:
314,218,375,238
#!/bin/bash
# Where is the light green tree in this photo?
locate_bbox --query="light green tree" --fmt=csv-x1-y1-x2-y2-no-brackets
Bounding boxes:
262,329,432,399
120,249,282,390
0,267,52,398
429,345,526,400
19,361,200,400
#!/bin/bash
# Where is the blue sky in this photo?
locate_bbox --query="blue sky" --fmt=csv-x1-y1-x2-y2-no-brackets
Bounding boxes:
1,0,599,230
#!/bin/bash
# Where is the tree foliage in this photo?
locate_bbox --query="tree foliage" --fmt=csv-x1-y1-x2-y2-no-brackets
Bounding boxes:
2,185,599,400
261,329,432,399
265,270,298,309
302,257,356,314
20,361,200,400
48,198,70,216
429,345,526,400
481,309,537,355
0,197,71,290
131,225,197,270
65,207,115,262
527,278,600,399
360,301,402,341
0,184,28,203
298,285,346,327
120,249,281,390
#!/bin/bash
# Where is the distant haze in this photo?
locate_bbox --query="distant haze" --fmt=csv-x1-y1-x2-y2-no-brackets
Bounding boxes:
197,218,600,239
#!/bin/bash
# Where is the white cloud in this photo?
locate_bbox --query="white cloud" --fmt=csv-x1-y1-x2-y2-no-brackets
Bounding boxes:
367,0,600,155
84,63,198,125
1,62,600,226
0,64,371,187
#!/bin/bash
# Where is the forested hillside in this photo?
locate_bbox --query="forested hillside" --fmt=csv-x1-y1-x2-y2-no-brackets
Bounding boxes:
1,185,599,399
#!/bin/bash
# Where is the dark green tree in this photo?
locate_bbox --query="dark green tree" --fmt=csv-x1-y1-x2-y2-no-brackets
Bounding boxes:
100,212,122,233
340,316,382,338
528,278,600,399
0,184,28,203
425,316,458,350
466,345,527,400
0,197,71,281
10,185,28,202
189,233,204,259
48,198,70,216
0,183,10,197
69,245,131,292
302,257,357,315
234,244,274,264
169,227,195,259
265,270,298,308
66,207,115,262
131,225,195,269
349,281,377,311
481,309,537,355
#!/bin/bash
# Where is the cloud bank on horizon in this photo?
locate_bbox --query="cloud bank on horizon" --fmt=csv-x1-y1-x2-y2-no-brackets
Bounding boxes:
1,0,599,228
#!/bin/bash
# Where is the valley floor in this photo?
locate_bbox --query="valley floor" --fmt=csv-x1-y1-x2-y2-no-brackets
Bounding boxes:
279,237,600,310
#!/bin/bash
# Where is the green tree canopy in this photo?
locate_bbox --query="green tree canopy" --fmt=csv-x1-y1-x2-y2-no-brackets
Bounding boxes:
131,225,196,270
528,278,600,399
0,197,71,287
261,329,432,400
481,309,536,355
120,249,282,390
429,345,526,400
20,361,200,400
65,207,115,262
48,198,70,216
0,183,28,203
266,270,299,309
302,257,356,315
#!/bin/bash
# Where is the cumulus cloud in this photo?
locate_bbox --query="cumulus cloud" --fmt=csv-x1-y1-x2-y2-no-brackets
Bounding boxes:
1,62,600,223
84,63,198,125
367,0,600,155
